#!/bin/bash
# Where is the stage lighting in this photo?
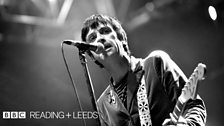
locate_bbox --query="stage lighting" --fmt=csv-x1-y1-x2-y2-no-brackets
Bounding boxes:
208,5,217,21
0,0,73,26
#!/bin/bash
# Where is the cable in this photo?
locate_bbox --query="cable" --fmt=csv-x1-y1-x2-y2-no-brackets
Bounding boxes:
61,42,87,126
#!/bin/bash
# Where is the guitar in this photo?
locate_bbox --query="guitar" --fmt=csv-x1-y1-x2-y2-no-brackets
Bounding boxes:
171,63,206,122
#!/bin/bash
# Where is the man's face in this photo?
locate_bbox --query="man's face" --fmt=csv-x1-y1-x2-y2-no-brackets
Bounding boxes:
85,23,125,62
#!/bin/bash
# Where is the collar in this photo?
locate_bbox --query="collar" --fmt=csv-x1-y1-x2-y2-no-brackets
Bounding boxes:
129,56,145,84
109,56,145,110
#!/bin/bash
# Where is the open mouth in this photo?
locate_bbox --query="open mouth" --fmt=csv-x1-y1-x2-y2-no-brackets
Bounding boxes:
104,43,112,50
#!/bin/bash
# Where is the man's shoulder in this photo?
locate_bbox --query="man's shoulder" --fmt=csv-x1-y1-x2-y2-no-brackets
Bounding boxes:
144,50,170,62
142,50,171,69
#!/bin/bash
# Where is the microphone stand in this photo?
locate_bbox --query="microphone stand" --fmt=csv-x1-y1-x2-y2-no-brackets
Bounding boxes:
78,49,101,126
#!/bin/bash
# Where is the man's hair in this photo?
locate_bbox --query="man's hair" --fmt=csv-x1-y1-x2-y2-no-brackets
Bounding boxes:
81,14,130,55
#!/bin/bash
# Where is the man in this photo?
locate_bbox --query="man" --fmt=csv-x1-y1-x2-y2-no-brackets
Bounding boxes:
81,14,207,126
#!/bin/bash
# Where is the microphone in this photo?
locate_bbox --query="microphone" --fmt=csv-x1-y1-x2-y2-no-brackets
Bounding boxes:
63,40,104,53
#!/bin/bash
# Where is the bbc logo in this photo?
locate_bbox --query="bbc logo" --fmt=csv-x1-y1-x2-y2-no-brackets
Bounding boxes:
3,111,26,119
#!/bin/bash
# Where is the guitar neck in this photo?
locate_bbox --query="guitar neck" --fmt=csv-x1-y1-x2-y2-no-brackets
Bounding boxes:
172,85,199,120
172,97,186,120
171,63,206,121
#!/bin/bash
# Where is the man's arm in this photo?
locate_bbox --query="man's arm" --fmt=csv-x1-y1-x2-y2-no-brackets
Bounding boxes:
182,96,207,126
150,50,207,126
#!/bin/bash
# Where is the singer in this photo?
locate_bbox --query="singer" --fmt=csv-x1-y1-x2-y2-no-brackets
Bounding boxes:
80,14,207,126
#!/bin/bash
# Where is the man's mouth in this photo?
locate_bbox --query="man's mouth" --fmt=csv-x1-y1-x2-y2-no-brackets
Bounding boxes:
104,43,112,50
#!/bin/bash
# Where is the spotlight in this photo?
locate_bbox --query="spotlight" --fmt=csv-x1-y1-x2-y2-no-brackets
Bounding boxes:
208,6,217,21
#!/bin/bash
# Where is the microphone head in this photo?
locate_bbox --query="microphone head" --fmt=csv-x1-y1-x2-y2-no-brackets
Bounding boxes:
63,40,74,45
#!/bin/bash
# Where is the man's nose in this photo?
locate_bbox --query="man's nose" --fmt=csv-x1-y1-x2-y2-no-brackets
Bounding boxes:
97,38,106,44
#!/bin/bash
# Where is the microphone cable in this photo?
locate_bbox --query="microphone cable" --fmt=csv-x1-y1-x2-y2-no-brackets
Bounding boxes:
61,41,87,126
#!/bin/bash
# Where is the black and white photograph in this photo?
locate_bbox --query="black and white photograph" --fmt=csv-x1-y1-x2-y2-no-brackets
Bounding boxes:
0,0,223,126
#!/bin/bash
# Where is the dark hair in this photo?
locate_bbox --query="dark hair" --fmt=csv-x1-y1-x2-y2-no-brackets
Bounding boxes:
81,14,130,55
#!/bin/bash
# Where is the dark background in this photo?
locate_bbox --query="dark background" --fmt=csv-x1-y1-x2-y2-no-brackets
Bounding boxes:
0,0,223,126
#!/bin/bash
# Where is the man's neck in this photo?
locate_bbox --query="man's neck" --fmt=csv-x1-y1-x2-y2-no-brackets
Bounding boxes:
105,55,131,85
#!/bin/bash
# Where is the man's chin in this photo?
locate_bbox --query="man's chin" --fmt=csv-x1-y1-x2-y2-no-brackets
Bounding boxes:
92,48,117,62
104,47,117,56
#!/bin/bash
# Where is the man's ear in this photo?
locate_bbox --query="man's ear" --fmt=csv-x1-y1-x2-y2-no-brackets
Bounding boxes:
123,43,130,56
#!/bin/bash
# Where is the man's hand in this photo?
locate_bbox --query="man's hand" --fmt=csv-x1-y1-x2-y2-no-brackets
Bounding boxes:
162,113,188,126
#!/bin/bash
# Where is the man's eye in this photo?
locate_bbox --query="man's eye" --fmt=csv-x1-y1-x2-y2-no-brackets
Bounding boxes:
99,27,112,34
88,33,97,42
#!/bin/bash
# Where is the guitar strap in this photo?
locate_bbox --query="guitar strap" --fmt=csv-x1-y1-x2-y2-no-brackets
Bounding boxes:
137,74,152,126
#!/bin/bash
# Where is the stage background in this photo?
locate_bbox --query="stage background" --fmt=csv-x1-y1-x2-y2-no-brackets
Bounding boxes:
0,0,223,126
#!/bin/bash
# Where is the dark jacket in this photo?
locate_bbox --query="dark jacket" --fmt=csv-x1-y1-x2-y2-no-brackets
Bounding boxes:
97,50,207,126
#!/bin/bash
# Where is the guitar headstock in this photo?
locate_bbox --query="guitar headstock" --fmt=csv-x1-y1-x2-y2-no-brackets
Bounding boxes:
179,63,206,103
195,63,206,80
